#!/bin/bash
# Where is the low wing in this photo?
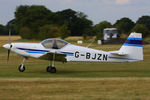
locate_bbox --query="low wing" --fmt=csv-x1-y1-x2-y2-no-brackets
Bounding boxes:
109,51,128,56
39,52,67,62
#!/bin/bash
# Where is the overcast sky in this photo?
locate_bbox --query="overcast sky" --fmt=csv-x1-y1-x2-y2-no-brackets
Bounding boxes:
0,0,150,25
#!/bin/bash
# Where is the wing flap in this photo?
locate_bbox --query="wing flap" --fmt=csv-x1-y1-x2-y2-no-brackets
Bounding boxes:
39,52,67,62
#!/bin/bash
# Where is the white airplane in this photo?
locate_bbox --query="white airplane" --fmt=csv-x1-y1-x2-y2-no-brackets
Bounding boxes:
3,32,143,73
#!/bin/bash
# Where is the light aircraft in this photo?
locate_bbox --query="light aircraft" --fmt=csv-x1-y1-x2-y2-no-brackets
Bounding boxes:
3,32,143,73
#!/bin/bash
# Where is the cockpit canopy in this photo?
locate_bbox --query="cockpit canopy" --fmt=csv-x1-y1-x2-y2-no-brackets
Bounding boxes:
41,38,69,49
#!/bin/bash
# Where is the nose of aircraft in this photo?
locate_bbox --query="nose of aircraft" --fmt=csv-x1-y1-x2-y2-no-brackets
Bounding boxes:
3,44,10,49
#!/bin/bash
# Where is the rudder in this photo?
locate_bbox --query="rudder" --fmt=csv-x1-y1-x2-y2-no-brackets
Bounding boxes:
119,32,143,61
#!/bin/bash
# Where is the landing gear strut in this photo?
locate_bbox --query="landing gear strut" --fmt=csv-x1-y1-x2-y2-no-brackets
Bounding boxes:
17,54,57,73
46,52,57,73
18,58,26,72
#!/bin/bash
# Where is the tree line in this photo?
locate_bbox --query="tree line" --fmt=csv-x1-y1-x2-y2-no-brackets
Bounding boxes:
0,5,150,40
95,17,150,39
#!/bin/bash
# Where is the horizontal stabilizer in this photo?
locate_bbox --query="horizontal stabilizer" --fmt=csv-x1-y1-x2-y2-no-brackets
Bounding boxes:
109,51,127,56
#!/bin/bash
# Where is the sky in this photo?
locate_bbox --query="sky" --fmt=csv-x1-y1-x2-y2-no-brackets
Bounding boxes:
0,0,150,25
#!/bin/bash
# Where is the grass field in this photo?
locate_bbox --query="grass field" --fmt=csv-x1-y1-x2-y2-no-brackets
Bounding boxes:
0,36,150,100
1,78,150,100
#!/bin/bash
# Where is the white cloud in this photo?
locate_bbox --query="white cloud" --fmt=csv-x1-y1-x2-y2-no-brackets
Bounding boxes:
115,0,131,5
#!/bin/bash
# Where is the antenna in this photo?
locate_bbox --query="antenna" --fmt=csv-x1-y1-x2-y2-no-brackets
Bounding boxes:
86,39,95,48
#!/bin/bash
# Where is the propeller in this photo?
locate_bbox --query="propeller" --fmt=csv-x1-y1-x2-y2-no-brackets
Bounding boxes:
7,28,12,62
7,44,12,61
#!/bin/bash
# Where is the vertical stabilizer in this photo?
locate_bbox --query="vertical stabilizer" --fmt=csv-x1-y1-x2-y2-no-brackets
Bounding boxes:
119,32,143,61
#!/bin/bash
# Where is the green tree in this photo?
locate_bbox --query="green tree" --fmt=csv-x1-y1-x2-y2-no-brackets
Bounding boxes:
14,5,29,32
94,21,112,39
96,32,103,40
39,25,59,40
19,27,33,39
136,16,150,30
59,25,71,39
94,21,112,33
6,19,17,35
0,24,8,35
114,17,135,34
14,5,93,39
131,24,150,38
15,5,54,39
56,9,93,36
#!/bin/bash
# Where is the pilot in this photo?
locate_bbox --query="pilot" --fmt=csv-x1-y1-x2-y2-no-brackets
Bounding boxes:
52,40,58,49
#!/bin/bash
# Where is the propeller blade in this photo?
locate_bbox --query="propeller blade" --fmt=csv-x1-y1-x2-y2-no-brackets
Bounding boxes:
7,49,10,62
7,44,12,62
7,26,12,62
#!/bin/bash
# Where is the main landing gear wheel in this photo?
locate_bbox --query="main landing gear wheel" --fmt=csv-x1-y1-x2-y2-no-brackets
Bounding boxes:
47,52,57,73
51,67,56,73
46,66,57,73
18,64,25,72
47,66,51,72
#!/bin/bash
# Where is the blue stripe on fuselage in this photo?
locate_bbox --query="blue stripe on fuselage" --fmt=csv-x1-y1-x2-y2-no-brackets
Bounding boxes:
25,51,46,54
17,48,49,52
61,52,74,56
109,56,139,61
17,47,74,56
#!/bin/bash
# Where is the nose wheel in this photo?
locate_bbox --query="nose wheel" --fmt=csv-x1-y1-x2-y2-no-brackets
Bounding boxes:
18,64,25,72
18,58,26,72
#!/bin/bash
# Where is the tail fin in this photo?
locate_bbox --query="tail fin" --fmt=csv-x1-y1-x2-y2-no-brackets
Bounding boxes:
119,32,143,61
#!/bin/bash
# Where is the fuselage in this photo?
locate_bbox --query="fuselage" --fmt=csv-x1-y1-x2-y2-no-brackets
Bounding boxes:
3,42,135,63
2,33,143,73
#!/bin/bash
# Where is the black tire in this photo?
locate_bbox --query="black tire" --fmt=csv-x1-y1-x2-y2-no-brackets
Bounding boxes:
47,66,52,72
50,67,57,73
18,64,25,72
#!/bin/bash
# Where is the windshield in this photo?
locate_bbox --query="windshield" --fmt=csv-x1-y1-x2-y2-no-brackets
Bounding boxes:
41,39,68,49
